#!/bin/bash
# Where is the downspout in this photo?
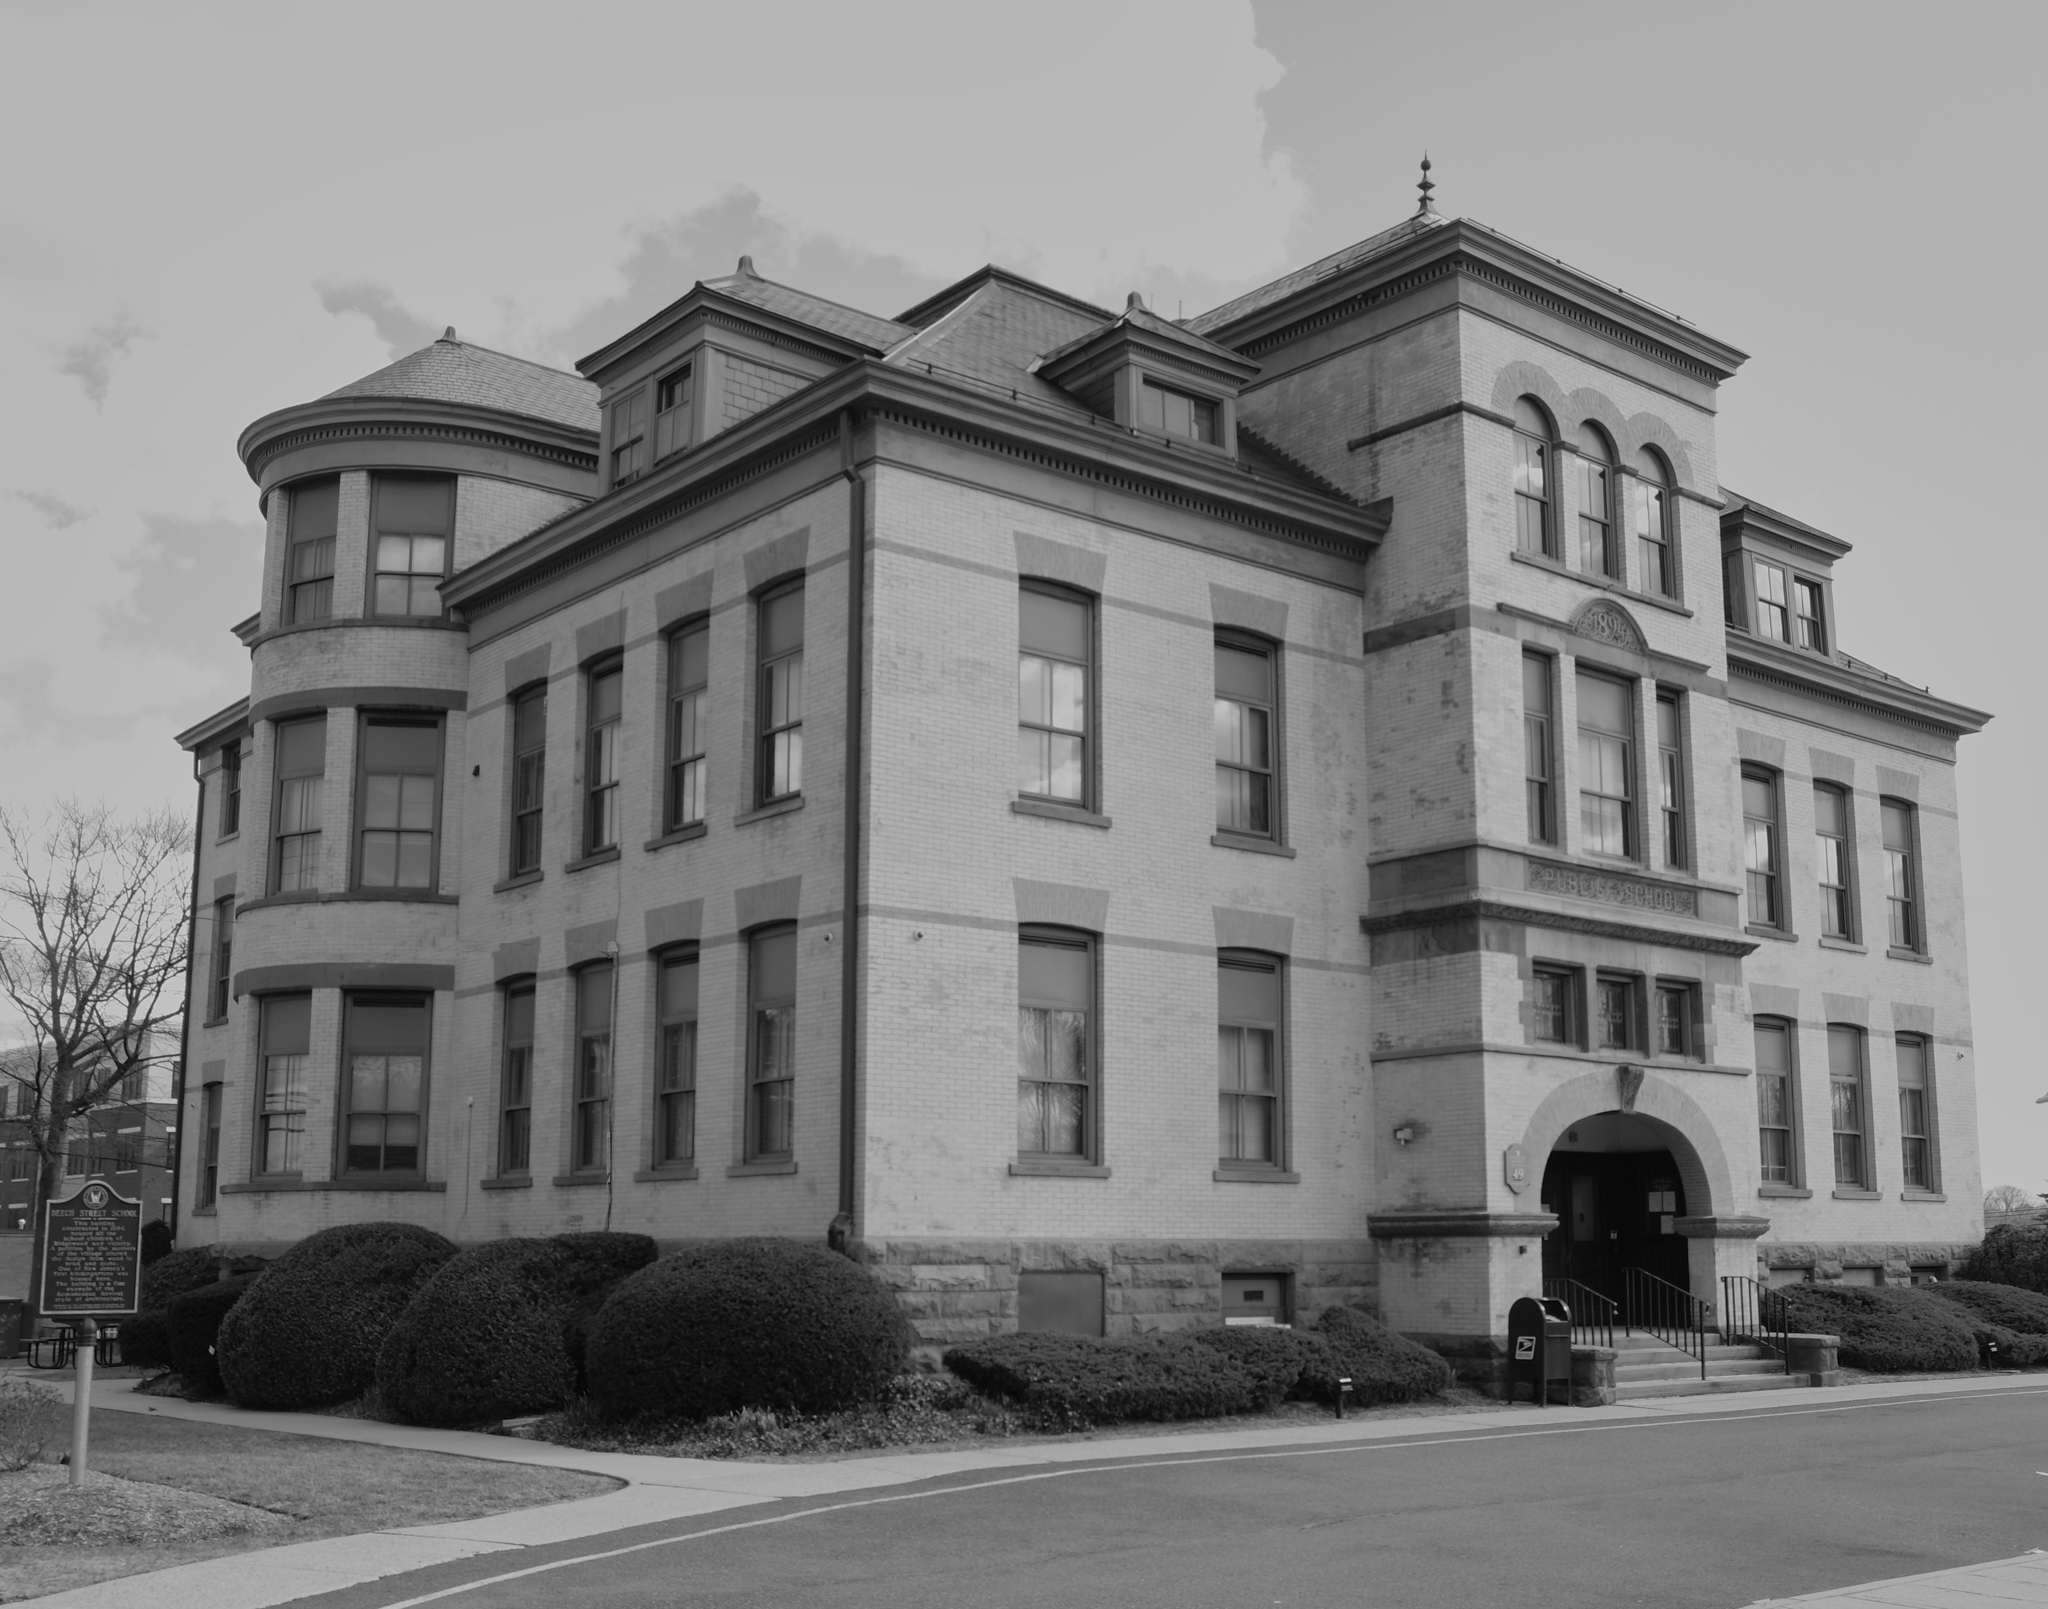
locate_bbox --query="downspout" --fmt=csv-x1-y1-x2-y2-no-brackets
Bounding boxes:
170,746,206,1247
829,408,865,1256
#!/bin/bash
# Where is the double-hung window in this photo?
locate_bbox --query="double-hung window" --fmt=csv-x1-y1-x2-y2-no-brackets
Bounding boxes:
510,686,546,876
1655,981,1698,1059
1828,1025,1869,1188
654,365,693,460
342,994,427,1175
666,622,708,830
1754,1019,1797,1185
1531,965,1580,1046
1596,974,1637,1051
1882,800,1920,951
1017,585,1089,805
1656,692,1685,870
1214,636,1276,839
1743,768,1782,928
370,476,452,618
1896,1035,1936,1190
656,948,698,1165
257,994,310,1175
271,716,326,893
585,661,623,853
499,983,533,1175
1017,929,1092,1159
757,586,804,804
747,927,796,1160
609,391,647,486
1218,954,1282,1167
356,716,440,889
1575,426,1614,578
1139,379,1219,444
218,742,242,838
285,478,338,624
1512,398,1553,557
198,1081,223,1209
1633,452,1673,597
1815,784,1854,940
1753,560,1790,641
1523,653,1555,843
573,964,612,1173
1793,578,1827,652
209,897,233,1021
1576,671,1635,858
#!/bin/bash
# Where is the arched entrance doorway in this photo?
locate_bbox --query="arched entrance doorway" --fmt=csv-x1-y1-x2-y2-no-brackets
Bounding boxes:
1539,1111,1692,1303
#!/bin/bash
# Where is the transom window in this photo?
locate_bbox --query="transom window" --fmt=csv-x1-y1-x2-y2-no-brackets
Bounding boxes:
1815,784,1853,940
655,365,694,459
1523,653,1555,843
258,994,310,1175
1017,929,1091,1158
1018,586,1090,804
667,621,708,830
343,994,427,1175
1214,637,1275,838
748,927,796,1160
1633,450,1673,597
1882,799,1920,951
510,686,546,876
1896,1035,1934,1190
1218,953,1281,1167
1743,768,1782,928
285,478,338,624
499,983,533,1175
371,476,452,617
585,661,623,853
1512,398,1553,557
356,716,440,889
272,716,326,893
1576,670,1635,858
1755,1018,1795,1184
1139,379,1219,444
657,948,698,1166
1575,425,1615,578
574,964,613,1173
610,391,647,486
758,586,804,804
1828,1025,1868,1188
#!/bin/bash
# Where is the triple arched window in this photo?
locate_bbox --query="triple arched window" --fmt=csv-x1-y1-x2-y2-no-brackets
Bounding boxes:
1511,398,1677,600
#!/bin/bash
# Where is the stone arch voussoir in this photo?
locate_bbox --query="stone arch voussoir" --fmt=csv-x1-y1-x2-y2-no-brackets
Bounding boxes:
1518,1068,1734,1219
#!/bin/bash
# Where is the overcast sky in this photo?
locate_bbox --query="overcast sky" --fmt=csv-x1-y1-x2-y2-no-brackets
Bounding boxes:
2,0,2040,1192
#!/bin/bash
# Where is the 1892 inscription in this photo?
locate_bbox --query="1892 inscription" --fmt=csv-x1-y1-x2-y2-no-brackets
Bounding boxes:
1526,860,1698,918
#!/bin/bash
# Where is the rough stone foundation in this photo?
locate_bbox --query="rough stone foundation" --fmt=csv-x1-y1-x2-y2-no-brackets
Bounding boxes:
1759,1241,1974,1283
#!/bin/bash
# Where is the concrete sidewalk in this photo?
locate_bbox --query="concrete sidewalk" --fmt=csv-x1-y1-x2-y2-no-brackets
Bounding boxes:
1747,1550,2048,1606
21,1372,2048,1608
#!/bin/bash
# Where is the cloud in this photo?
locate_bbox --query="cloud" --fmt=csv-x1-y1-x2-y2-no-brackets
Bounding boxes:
97,513,265,669
316,278,441,359
56,316,150,408
0,660,141,747
541,191,950,367
12,489,89,529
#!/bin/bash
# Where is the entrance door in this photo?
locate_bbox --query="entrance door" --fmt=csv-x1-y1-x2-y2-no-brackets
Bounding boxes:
1539,1148,1690,1303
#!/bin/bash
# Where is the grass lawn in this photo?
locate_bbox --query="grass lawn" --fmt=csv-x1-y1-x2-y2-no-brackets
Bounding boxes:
0,1407,617,1603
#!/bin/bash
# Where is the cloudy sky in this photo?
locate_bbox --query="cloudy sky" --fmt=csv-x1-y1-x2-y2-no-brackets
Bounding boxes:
2,1,2041,1190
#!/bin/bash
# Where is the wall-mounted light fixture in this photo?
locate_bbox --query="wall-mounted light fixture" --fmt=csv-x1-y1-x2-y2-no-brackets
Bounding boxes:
1392,1125,1416,1147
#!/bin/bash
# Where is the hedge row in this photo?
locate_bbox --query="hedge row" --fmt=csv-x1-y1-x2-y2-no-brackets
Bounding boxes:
1779,1284,1977,1372
1959,1224,2048,1295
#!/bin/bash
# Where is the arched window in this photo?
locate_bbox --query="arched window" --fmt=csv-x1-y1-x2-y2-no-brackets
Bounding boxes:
1512,398,1554,557
1633,448,1674,597
1574,424,1615,579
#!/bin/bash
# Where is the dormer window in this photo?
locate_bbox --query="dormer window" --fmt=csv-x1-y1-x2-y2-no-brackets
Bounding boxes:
609,391,647,486
1139,379,1219,445
655,365,693,459
1793,577,1827,652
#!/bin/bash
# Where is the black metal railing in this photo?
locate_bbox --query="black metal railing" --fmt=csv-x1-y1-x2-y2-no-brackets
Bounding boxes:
1542,1278,1616,1348
1720,1275,1791,1373
1623,1266,1707,1379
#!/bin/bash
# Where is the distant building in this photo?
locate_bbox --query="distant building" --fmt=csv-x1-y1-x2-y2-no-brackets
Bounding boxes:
171,194,1989,1369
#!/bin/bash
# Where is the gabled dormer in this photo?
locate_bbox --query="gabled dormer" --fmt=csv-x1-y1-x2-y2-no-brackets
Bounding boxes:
576,257,915,492
1720,493,1850,657
1033,294,1261,458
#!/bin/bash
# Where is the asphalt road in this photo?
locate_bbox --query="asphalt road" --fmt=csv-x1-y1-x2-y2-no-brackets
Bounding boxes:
320,1388,2048,1609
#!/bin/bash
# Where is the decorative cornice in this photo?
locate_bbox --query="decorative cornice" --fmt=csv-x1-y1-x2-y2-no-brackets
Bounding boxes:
1726,646,1990,738
1363,896,1758,957
702,309,849,368
175,698,250,753
239,402,597,485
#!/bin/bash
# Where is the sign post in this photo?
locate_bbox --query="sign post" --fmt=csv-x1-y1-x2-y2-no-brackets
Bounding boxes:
40,1182,142,1487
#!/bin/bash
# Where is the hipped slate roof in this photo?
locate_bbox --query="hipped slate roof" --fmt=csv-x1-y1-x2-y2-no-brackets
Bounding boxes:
323,335,599,433
1186,212,1449,336
698,269,915,354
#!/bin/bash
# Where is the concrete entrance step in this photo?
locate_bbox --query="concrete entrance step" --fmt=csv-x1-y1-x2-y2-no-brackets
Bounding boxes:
1616,1358,1789,1384
1606,1341,1772,1364
1614,1371,1807,1400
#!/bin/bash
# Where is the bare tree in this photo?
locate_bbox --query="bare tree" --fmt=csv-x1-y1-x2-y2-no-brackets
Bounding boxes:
1984,1184,2041,1220
0,802,190,1325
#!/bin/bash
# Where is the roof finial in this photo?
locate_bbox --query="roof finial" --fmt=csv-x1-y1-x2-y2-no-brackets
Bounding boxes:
736,254,757,277
440,326,458,342
1126,291,1147,313
1416,153,1437,218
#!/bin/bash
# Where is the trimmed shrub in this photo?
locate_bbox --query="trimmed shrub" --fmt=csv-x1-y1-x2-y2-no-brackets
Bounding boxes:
1183,1325,1338,1408
0,1379,67,1471
118,1308,172,1369
1780,1284,1977,1372
168,1274,258,1396
1924,1279,2048,1337
1309,1306,1456,1404
138,1247,222,1313
586,1238,914,1422
141,1220,174,1267
1960,1225,2048,1295
218,1222,455,1409
943,1332,1262,1424
376,1232,657,1427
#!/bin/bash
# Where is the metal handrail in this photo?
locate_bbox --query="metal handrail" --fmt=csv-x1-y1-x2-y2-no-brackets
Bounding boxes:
1623,1266,1708,1379
1542,1278,1616,1348
1720,1275,1791,1374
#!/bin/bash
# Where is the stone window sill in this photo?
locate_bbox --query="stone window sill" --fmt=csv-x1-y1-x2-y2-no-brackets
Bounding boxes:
632,1165,700,1182
215,833,240,846
478,1176,532,1190
564,848,621,874
551,1172,610,1187
493,869,544,893
1887,947,1933,965
1901,1189,1947,1203
1011,798,1111,829
221,1178,446,1194
1757,1185,1813,1199
201,1015,228,1030
1212,834,1297,859
1746,924,1798,943
727,1159,797,1177
190,1206,217,1217
1831,1187,1882,1201
237,889,459,912
1008,1160,1111,1178
735,797,804,827
1817,935,1865,953
644,822,708,851
1214,1167,1301,1184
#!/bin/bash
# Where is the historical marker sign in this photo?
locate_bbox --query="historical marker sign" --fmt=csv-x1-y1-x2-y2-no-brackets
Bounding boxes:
41,1181,142,1316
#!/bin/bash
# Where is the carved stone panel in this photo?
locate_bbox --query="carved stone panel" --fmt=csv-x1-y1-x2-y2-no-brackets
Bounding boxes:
1572,599,1647,653
1525,859,1699,919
